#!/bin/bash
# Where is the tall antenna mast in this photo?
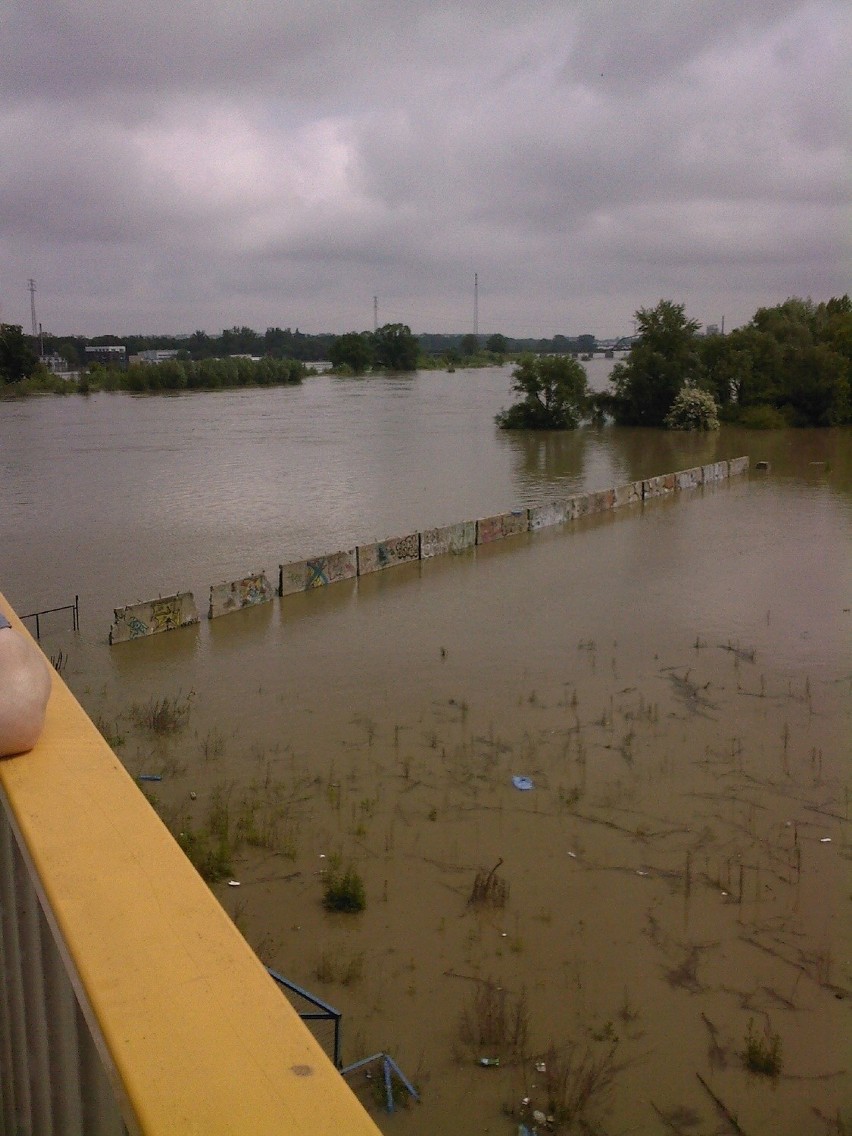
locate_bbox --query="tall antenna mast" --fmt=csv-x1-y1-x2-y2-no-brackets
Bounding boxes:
28,279,37,336
473,273,478,338
373,296,378,332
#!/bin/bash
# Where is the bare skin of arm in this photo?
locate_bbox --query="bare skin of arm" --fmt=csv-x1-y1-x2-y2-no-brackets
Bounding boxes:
0,626,52,756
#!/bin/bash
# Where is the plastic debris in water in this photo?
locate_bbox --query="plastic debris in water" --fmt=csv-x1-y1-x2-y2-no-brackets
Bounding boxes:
227,880,241,887
137,774,162,782
820,837,832,843
479,1057,500,1067
535,1061,547,1073
512,775,534,791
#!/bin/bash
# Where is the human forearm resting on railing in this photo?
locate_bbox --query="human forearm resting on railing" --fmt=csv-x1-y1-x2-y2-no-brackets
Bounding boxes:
0,616,52,756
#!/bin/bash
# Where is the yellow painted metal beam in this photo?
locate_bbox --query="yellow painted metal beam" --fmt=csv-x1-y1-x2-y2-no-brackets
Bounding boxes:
0,595,381,1135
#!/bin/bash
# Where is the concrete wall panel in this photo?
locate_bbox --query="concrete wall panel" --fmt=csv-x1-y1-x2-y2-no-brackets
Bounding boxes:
280,549,358,592
674,466,702,491
279,560,309,596
502,509,530,537
109,592,199,644
562,497,580,521
586,488,616,514
702,460,728,482
643,473,676,498
476,509,529,544
209,573,275,619
572,493,592,517
420,521,476,558
357,532,421,575
306,549,357,587
728,455,749,477
529,501,572,531
612,482,643,509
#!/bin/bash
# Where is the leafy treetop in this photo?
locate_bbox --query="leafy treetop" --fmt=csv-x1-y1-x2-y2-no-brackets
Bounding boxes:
496,354,590,430
609,300,703,426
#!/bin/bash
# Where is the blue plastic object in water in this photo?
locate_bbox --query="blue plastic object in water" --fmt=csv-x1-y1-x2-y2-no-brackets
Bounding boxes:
512,775,534,791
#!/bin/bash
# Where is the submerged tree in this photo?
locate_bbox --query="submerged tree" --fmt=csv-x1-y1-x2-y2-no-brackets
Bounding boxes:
496,354,590,430
609,300,703,426
372,323,419,371
329,331,374,374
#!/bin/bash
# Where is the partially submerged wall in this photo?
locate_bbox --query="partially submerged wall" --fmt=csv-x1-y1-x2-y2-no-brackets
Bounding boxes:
109,592,200,644
612,481,643,509
703,460,729,482
476,510,529,544
675,467,702,490
357,533,420,575
420,521,476,558
110,458,749,640
209,573,275,619
529,501,574,531
279,549,358,596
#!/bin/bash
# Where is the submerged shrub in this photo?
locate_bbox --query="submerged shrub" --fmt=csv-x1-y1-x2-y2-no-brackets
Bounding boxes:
322,863,366,913
734,403,788,429
741,1018,782,1077
665,385,720,431
132,691,193,734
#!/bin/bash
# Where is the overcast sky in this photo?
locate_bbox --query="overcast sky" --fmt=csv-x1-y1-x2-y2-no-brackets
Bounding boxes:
1,1,849,338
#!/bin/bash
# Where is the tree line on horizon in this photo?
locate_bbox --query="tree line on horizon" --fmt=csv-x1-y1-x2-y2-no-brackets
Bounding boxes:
0,321,598,378
2,296,849,429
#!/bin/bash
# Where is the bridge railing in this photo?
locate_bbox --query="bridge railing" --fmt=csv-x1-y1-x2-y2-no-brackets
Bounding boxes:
0,595,380,1136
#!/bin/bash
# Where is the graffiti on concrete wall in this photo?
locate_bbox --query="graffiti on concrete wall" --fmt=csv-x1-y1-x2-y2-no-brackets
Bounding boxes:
209,573,275,619
358,533,420,575
109,593,200,644
420,521,476,558
112,458,750,640
477,510,529,544
306,550,357,588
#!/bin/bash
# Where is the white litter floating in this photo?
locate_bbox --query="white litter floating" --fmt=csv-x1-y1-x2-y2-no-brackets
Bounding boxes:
227,880,241,887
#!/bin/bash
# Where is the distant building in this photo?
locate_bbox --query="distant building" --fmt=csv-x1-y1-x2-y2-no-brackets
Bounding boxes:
85,345,127,368
134,349,179,365
43,352,67,374
705,324,720,337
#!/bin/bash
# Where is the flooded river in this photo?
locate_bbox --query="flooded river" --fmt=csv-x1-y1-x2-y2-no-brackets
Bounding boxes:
1,363,849,1133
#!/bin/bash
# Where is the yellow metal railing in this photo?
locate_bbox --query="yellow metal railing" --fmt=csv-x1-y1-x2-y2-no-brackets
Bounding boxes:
0,595,381,1135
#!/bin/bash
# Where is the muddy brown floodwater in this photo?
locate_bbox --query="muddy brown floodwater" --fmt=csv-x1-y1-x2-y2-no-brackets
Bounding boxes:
70,480,849,1136
2,372,849,1134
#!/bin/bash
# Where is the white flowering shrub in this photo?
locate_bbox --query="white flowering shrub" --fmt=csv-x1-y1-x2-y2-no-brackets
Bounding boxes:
665,385,720,431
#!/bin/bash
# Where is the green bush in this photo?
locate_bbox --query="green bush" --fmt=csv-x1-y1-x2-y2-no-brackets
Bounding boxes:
664,385,720,431
734,403,788,429
322,863,366,913
177,826,233,884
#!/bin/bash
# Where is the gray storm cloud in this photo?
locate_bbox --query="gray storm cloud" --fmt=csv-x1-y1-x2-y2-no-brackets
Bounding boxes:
1,0,848,336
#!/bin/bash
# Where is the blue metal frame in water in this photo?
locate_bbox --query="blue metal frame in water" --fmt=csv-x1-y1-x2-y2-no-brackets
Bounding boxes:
266,967,343,1069
266,968,419,1112
341,1053,420,1113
